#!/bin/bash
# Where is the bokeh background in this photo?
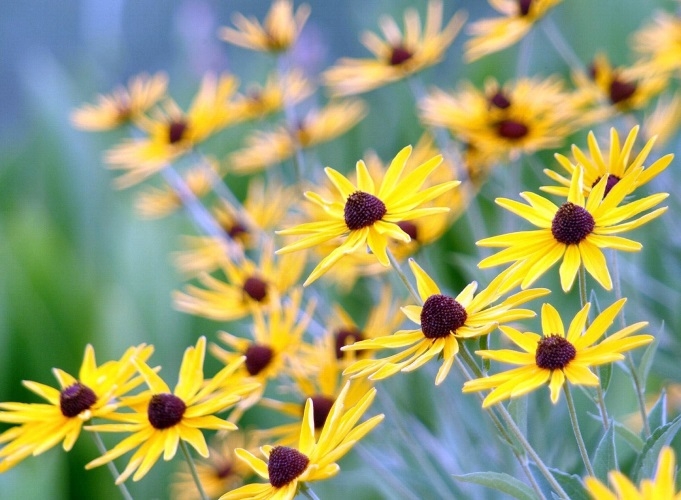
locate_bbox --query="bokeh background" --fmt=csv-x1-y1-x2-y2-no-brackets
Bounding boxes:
1,0,680,498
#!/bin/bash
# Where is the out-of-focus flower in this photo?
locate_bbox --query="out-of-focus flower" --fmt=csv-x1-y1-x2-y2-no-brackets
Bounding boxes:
219,0,310,53
464,0,563,62
233,70,314,121
323,1,465,96
643,92,681,147
463,299,652,406
71,72,168,131
631,9,681,77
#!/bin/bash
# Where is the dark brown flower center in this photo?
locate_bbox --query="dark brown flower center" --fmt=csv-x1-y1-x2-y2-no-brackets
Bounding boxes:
496,119,529,140
609,78,637,105
535,335,576,370
244,343,274,376
397,221,419,241
334,328,365,359
243,276,268,302
592,174,621,198
306,395,335,429
420,294,468,339
226,221,248,240
389,45,414,66
518,0,533,16
268,446,310,488
551,202,595,245
344,191,387,230
489,91,512,109
168,120,188,144
60,382,97,418
148,393,186,429
215,462,234,479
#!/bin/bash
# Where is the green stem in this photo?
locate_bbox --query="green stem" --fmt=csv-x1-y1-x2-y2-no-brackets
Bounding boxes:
299,483,321,500
180,440,209,500
386,250,421,304
277,55,305,184
90,431,134,500
578,264,588,310
563,384,595,477
540,16,587,74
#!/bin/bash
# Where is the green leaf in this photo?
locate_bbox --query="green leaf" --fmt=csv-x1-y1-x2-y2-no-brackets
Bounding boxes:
647,389,667,432
508,396,528,439
529,463,589,500
598,363,612,395
453,472,536,500
632,412,681,482
479,334,490,372
593,420,617,482
636,336,659,389
610,420,645,453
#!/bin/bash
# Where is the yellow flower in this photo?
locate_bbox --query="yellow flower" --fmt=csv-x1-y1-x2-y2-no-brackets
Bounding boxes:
477,165,669,292
632,9,681,77
420,77,579,163
643,91,681,148
323,1,466,96
71,72,168,131
0,344,153,472
464,0,563,62
85,337,260,484
276,145,460,285
343,260,549,385
463,299,653,406
232,70,314,120
542,126,673,199
220,382,383,500
228,100,367,174
173,242,305,321
105,73,240,188
219,0,310,53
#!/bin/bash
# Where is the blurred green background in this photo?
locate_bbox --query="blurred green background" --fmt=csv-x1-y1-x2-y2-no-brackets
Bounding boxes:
1,0,680,498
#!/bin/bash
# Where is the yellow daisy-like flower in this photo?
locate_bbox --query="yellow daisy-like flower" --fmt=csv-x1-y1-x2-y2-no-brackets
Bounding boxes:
477,165,669,292
586,446,681,499
420,77,579,163
644,91,681,148
276,145,460,285
71,72,168,131
228,99,367,174
106,73,240,188
343,260,549,386
463,299,653,406
0,344,153,472
542,126,673,199
220,382,384,500
464,0,563,62
173,242,305,322
233,70,314,121
219,0,310,53
85,337,260,484
632,9,681,77
323,1,466,96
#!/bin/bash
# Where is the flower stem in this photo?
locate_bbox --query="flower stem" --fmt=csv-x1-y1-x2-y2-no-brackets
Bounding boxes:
387,250,421,304
90,431,134,500
277,55,305,184
179,440,209,500
541,16,587,74
299,483,321,500
563,384,595,477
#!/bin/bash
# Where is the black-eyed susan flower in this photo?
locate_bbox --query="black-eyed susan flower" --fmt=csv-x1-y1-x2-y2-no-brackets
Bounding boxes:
219,382,383,500
106,73,241,188
173,241,305,321
477,165,669,292
276,145,460,285
464,0,563,62
644,91,681,148
343,260,549,385
585,446,681,499
232,70,313,121
228,100,367,174
542,126,673,199
463,299,653,406
0,344,153,472
323,1,466,96
632,9,681,77
420,77,580,163
71,72,168,131
85,337,260,484
219,0,310,53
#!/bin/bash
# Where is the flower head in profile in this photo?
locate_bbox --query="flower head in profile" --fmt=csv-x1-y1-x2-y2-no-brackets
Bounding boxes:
463,299,653,406
323,1,466,96
219,0,310,53
420,77,580,163
343,260,549,385
0,344,153,472
86,337,260,484
276,145,460,285
71,72,168,131
233,70,314,121
477,165,669,292
542,126,673,200
220,382,383,500
465,0,563,62
585,446,681,500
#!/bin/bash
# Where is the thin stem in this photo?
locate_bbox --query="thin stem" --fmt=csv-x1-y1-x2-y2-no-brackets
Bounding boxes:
179,440,209,500
299,483,321,500
563,384,595,477
90,431,134,500
277,55,305,183
540,16,586,73
387,250,421,304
